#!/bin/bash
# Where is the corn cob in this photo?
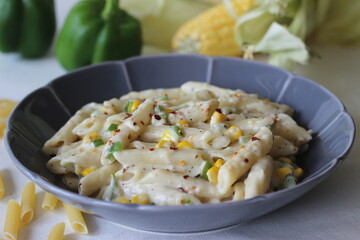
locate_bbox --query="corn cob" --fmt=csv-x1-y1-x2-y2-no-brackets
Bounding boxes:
172,0,253,56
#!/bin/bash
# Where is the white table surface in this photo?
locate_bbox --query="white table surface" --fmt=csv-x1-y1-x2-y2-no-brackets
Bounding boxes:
0,1,360,239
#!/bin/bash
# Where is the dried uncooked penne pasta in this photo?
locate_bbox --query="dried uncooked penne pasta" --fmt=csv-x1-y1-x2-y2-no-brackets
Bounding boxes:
4,200,21,240
42,192,59,210
63,202,88,234
47,222,65,240
20,182,36,224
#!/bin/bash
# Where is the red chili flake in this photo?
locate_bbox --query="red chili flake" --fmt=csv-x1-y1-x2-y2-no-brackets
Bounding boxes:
127,134,132,140
199,104,203,106
170,111,177,114
195,155,199,159
251,137,260,141
177,187,186,192
170,147,178,150
104,112,108,115
154,114,161,120
149,148,155,151
124,114,132,119
133,122,137,126
244,158,249,163
183,175,189,179
215,108,222,113
149,113,154,117
108,140,113,144
141,121,145,125
115,129,120,133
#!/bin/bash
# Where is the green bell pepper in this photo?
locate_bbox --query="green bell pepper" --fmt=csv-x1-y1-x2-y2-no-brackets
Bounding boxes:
56,0,142,71
0,0,56,58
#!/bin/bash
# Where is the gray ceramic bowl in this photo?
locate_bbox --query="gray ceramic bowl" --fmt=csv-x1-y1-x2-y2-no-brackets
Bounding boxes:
5,54,355,233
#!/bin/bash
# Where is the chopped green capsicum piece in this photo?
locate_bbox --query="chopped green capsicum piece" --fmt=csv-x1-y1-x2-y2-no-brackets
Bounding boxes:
170,125,182,137
92,138,105,147
107,141,123,161
200,161,213,181
108,123,118,131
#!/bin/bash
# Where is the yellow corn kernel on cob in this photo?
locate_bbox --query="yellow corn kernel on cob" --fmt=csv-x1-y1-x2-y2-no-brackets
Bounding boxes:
83,133,101,144
172,0,253,56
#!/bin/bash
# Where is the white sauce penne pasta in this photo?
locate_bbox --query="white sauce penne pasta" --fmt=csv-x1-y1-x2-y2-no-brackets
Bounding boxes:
244,156,274,199
44,82,312,205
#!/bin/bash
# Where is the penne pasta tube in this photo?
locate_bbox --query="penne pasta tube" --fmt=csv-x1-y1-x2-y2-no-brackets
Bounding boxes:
114,149,208,177
232,182,245,201
43,103,100,155
20,182,36,225
217,127,273,194
63,203,88,234
101,99,154,165
4,200,21,240
42,192,59,210
0,173,5,199
244,156,274,199
47,222,65,240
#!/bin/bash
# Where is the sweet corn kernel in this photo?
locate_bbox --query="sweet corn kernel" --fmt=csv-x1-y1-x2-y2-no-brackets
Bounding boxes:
207,166,220,183
82,166,97,176
115,197,130,204
210,111,226,125
130,100,141,113
227,126,243,141
155,140,173,148
177,120,189,128
178,160,186,166
275,167,292,181
278,157,292,164
214,159,225,168
161,130,175,142
164,108,173,113
83,133,101,144
131,194,150,205
101,106,116,115
177,141,193,149
293,168,304,178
